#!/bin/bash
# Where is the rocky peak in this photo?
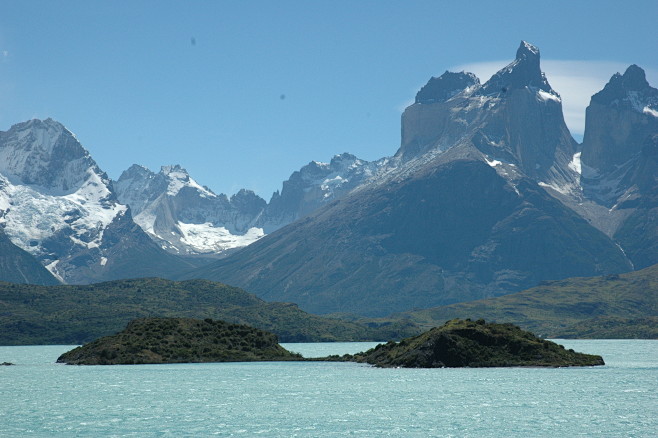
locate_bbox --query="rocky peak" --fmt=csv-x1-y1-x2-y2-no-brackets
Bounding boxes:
415,71,480,104
119,164,155,181
230,189,267,214
581,64,658,195
480,40,554,96
591,64,658,112
158,164,216,198
0,118,105,193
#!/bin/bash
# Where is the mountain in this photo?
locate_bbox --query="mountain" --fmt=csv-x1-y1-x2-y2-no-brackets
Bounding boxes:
180,42,632,317
0,119,197,283
578,65,658,270
116,153,387,256
397,262,658,339
0,228,59,285
114,164,267,258
263,153,388,232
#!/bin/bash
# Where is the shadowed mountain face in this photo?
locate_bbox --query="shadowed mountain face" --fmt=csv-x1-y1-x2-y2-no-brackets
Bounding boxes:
179,41,639,317
184,157,629,317
0,229,59,285
578,66,658,270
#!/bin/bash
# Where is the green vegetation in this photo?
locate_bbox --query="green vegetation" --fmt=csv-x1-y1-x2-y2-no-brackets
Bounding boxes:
341,319,605,368
57,318,302,365
397,264,658,339
0,278,419,345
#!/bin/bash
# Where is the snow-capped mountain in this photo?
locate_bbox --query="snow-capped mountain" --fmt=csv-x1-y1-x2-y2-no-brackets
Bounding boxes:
115,164,267,257
0,119,196,284
115,152,390,256
263,153,389,232
181,42,638,316
398,41,578,194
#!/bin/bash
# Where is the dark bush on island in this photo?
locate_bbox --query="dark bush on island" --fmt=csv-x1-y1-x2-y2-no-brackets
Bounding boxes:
341,319,605,368
57,317,302,365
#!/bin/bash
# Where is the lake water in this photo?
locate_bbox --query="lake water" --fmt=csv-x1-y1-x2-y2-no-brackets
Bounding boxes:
1,340,656,437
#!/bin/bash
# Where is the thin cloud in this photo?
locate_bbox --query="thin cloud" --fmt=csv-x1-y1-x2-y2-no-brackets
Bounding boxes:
452,60,658,136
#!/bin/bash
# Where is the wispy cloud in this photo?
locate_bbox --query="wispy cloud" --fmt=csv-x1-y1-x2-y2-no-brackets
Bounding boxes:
452,60,658,136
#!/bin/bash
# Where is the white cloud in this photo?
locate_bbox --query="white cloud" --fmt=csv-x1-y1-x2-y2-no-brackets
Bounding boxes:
452,60,658,136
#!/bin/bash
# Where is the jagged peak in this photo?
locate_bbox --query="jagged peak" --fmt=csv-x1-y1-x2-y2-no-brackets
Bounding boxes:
415,71,480,104
516,40,540,59
480,40,554,96
160,164,188,176
118,164,155,181
230,188,266,205
591,64,658,112
158,164,216,197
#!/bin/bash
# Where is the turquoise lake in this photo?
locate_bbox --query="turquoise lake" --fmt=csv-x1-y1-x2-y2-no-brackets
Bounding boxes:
1,340,656,437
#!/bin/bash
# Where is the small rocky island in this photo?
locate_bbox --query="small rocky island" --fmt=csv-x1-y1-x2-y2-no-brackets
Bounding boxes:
57,317,604,368
57,317,301,365
342,319,605,368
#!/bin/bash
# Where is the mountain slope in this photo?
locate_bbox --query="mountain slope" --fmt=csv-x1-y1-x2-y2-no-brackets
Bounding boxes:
0,229,59,285
179,42,632,317
0,278,417,345
115,164,266,257
184,155,628,316
397,262,658,339
577,65,658,270
0,119,197,283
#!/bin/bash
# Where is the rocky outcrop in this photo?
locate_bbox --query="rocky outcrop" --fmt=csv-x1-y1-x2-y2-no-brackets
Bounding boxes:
348,319,605,368
399,41,577,194
577,66,658,269
581,65,658,178
57,317,302,365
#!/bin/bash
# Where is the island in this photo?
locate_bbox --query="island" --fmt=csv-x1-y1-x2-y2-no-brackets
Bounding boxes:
340,319,605,368
57,317,302,365
57,317,604,368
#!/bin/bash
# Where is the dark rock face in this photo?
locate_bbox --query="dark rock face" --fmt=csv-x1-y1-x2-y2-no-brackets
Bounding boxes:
56,317,301,365
480,41,553,96
579,66,658,269
398,41,577,191
581,65,658,178
262,153,386,233
0,229,59,285
350,319,605,368
415,71,479,104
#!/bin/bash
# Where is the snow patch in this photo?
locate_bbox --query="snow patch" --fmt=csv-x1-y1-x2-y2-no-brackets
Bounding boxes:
45,260,64,283
176,222,264,253
536,89,561,103
485,158,502,167
568,152,582,175
643,106,658,118
161,165,216,198
100,257,107,266
538,181,570,195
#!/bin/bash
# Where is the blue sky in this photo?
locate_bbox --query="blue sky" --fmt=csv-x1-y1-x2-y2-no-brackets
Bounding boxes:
1,0,657,198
